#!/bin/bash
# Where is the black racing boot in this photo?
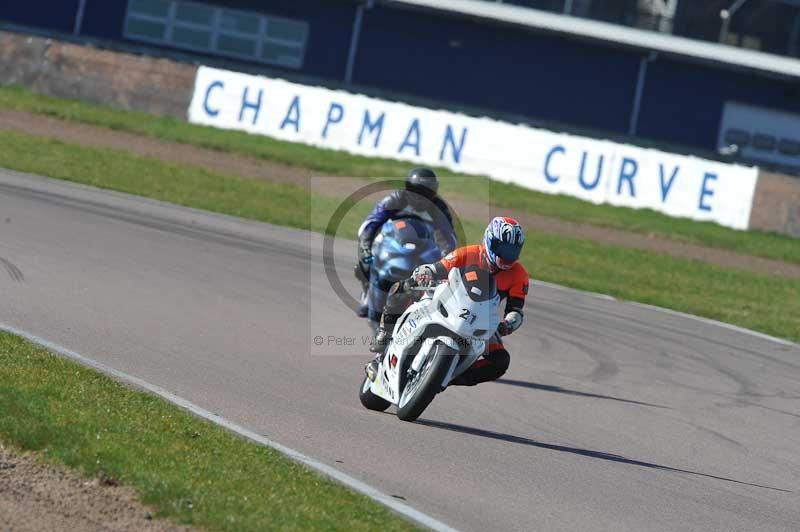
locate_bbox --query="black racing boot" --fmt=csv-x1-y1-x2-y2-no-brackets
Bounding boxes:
365,324,393,382
365,353,381,382
369,326,391,354
448,373,475,386
354,264,370,317
356,297,368,318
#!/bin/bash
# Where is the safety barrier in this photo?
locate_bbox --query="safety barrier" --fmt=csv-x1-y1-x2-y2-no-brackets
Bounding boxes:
189,66,759,230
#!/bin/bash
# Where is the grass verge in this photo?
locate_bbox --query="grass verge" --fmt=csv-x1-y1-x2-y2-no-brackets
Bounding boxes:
2,129,798,342
0,331,417,531
2,85,799,265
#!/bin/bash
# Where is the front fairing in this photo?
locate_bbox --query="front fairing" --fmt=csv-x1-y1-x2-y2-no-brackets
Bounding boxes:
370,220,442,283
367,218,442,318
432,270,501,342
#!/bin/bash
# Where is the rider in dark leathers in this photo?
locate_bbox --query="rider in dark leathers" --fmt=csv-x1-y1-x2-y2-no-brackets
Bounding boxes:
355,168,457,317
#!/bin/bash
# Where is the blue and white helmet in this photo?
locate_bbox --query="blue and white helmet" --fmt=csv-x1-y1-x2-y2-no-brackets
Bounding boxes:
483,216,524,271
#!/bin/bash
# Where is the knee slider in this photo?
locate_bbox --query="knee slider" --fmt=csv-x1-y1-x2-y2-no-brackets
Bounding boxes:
488,348,510,376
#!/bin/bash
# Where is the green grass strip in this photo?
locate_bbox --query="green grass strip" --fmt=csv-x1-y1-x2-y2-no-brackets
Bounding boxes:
1,85,799,265
0,332,417,531
1,129,798,342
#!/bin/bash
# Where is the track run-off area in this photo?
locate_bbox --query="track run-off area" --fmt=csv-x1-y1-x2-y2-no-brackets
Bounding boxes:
1,169,798,532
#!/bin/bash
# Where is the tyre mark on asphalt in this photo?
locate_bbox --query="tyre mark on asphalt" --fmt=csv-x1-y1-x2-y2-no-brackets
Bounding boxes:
495,378,670,409
542,327,620,382
549,297,800,369
416,418,792,493
0,182,309,261
624,327,800,400
533,307,800,408
0,256,23,282
536,298,800,398
723,400,800,420
680,420,744,448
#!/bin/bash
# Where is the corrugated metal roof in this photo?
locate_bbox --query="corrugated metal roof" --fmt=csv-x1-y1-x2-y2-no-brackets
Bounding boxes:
390,0,800,79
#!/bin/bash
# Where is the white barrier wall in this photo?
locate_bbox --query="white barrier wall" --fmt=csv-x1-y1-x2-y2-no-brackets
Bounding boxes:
189,66,759,230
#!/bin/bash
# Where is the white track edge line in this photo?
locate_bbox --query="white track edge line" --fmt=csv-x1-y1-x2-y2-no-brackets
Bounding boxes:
0,322,459,532
530,279,798,348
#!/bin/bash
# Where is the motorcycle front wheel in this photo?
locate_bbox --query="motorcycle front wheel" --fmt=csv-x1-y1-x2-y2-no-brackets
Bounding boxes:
397,342,456,422
359,376,391,411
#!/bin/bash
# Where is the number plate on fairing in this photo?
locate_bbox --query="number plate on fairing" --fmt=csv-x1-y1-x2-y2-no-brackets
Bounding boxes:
370,367,395,402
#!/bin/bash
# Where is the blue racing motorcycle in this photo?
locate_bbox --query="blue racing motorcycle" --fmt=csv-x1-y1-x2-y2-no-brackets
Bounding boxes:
364,217,443,329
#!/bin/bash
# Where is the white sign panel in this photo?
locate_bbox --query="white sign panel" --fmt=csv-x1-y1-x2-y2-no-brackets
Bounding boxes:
189,66,759,229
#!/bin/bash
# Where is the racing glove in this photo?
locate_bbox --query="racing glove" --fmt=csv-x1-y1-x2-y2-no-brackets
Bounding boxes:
498,311,523,336
355,254,374,284
411,264,437,287
358,237,375,264
356,239,374,281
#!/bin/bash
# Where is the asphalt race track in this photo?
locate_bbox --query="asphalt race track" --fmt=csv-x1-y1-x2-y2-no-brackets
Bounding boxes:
1,169,799,532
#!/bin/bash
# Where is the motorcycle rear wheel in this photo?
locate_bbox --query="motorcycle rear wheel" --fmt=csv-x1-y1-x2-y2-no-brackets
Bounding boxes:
397,342,456,422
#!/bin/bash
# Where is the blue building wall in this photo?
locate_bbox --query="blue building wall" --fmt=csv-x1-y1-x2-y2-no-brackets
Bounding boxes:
355,6,642,134
80,0,126,40
2,0,800,157
638,58,800,151
0,1,79,33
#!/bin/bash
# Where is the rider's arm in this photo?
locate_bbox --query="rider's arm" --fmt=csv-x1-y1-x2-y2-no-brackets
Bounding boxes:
499,267,529,336
401,245,466,289
357,193,404,259
431,246,468,279
431,197,457,254
406,246,466,288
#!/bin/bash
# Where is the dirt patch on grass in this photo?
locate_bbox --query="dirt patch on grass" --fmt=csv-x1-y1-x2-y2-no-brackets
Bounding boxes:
1,109,799,280
0,109,315,187
0,444,191,532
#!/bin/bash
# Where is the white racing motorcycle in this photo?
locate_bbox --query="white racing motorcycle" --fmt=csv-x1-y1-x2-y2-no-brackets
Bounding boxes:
359,265,500,422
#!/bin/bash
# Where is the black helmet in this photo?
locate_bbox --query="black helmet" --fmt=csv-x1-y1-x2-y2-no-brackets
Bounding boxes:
405,167,439,199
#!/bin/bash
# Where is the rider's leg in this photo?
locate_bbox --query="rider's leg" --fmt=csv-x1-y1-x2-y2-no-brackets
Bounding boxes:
450,337,510,386
366,281,414,379
370,281,412,352
354,262,370,317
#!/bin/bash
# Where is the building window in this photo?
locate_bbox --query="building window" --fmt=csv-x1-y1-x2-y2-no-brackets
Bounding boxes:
124,0,308,68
